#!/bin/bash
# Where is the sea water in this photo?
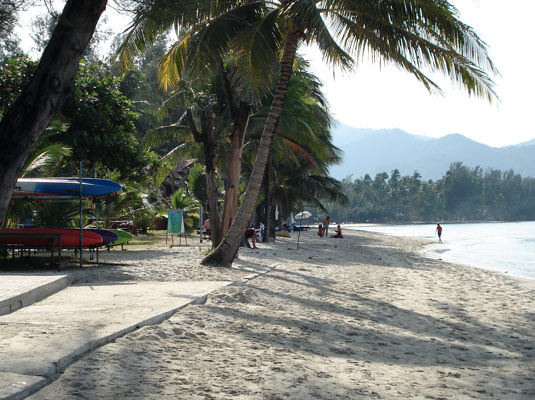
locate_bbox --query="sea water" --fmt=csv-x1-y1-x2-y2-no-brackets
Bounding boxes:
344,221,535,279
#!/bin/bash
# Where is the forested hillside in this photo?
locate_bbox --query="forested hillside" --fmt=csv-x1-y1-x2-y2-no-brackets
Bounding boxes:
329,123,535,180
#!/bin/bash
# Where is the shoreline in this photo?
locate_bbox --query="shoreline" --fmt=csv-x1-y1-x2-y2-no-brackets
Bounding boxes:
340,220,535,226
342,222,535,282
420,241,535,290
29,229,535,399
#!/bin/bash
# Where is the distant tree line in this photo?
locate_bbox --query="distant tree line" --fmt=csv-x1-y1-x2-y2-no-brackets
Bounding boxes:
327,162,535,223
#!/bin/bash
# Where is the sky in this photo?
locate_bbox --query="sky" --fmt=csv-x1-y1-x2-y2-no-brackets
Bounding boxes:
15,0,535,148
300,0,535,148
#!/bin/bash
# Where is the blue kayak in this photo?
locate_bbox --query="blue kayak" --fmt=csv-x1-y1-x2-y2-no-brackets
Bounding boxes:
13,178,122,199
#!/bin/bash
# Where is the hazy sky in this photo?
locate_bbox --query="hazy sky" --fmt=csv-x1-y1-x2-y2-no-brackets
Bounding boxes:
300,0,535,148
17,1,534,148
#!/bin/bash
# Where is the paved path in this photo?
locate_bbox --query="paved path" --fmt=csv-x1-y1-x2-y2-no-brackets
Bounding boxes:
0,274,72,316
0,274,232,400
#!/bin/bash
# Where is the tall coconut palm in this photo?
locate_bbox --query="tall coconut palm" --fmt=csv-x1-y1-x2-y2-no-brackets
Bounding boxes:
241,64,343,232
118,1,496,266
118,1,278,243
203,0,498,266
150,65,251,246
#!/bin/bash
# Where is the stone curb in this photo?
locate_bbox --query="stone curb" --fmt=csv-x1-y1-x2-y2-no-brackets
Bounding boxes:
0,275,73,317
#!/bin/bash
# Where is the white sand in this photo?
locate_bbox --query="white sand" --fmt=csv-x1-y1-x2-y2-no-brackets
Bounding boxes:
30,230,535,399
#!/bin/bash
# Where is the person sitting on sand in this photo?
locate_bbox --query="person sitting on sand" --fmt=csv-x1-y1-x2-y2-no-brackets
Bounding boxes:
330,224,344,239
322,215,330,237
317,224,324,238
202,218,211,239
245,227,259,249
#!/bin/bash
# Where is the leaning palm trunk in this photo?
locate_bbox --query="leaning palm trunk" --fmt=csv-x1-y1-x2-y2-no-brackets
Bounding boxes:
0,0,107,227
202,25,303,267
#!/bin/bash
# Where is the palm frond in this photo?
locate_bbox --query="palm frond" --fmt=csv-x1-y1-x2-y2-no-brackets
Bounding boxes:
158,2,269,91
116,0,246,66
23,144,72,177
289,0,354,70
233,8,284,94
140,123,191,150
153,141,198,187
323,0,497,100
281,137,318,167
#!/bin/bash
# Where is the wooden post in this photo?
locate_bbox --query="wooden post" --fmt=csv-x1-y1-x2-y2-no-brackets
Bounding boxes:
79,162,83,268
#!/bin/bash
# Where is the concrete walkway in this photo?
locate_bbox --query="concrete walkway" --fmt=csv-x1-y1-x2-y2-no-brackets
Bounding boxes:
0,274,72,316
0,274,232,400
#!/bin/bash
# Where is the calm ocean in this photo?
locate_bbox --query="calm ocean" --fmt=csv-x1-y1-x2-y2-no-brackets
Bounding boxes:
344,221,535,279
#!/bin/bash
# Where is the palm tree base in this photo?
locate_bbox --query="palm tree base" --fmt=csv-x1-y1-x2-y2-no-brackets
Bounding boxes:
200,251,233,268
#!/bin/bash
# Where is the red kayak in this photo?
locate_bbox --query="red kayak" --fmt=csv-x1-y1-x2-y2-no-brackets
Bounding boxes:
0,228,103,248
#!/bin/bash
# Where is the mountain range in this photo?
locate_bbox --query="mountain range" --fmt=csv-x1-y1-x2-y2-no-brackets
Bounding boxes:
329,122,535,180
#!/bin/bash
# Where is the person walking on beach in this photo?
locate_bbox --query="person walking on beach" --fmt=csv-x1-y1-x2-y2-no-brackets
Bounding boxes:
435,223,443,243
322,216,330,238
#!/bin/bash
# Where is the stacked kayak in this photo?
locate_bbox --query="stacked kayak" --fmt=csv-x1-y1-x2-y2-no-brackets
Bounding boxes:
4,177,129,254
108,229,133,247
0,228,104,248
0,228,131,249
84,229,119,247
13,177,122,200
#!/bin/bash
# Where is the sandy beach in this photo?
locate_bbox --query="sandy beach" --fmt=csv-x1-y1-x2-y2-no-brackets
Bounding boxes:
27,229,535,399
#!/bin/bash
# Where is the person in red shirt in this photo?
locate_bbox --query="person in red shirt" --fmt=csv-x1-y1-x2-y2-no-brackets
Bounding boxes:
435,223,443,243
245,227,259,248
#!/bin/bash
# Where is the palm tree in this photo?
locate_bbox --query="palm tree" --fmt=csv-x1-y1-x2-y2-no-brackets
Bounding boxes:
241,64,344,232
153,67,250,246
202,0,497,266
119,1,497,266
0,0,108,227
118,2,274,243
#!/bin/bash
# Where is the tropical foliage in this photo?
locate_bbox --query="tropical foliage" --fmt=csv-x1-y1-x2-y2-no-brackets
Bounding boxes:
327,163,535,223
157,0,498,266
0,56,155,180
0,1,507,269
0,0,107,227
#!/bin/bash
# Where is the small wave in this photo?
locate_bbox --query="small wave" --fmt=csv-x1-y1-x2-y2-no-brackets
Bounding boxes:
431,248,451,254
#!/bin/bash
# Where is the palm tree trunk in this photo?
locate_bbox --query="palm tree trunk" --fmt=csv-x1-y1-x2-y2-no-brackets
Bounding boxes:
201,116,223,247
262,155,272,242
0,0,107,227
202,25,303,267
187,108,222,246
206,169,222,244
221,104,250,236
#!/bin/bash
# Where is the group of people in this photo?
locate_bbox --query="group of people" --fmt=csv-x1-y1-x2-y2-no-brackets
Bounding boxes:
317,216,344,239
203,217,443,246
